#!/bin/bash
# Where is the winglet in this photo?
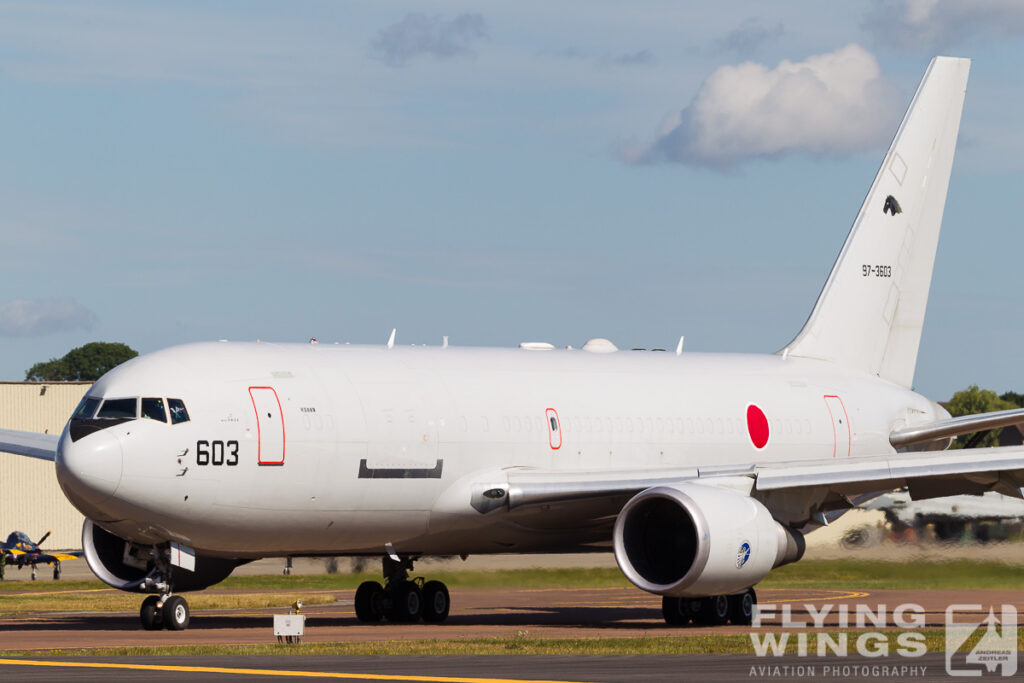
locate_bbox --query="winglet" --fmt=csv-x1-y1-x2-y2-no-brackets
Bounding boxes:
386,328,396,349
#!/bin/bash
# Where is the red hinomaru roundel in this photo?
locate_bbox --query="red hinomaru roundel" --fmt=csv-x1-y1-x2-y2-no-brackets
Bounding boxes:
746,404,769,449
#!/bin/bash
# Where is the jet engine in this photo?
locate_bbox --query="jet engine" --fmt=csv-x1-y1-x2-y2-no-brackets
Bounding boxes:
613,483,804,597
82,519,241,593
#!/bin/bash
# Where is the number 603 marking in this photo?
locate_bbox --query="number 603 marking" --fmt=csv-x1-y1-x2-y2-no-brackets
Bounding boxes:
197,440,239,466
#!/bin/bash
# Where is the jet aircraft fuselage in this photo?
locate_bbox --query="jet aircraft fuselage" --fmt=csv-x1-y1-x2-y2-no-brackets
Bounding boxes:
58,341,945,557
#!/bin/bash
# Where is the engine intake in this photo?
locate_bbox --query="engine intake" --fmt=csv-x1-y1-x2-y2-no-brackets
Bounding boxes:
613,484,803,597
82,519,241,593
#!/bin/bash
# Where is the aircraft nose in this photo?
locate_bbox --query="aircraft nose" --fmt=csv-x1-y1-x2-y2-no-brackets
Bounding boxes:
56,428,124,507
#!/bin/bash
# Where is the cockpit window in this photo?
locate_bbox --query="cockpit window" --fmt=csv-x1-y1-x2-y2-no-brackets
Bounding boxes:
141,398,167,422
168,398,190,424
97,398,138,419
72,397,101,419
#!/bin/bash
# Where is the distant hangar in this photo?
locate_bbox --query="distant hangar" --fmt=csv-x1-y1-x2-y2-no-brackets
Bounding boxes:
0,382,89,550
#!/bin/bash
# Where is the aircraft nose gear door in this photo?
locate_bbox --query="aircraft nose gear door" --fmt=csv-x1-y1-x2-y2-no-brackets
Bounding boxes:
824,395,851,458
250,386,286,465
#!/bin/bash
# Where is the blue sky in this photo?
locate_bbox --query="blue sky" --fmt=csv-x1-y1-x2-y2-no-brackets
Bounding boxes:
1,1,1022,400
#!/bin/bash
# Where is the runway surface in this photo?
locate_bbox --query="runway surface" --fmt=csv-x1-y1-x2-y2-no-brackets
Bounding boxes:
0,653,966,682
3,584,1023,680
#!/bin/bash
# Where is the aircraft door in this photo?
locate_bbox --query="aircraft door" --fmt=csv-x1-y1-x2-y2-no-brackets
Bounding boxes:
250,386,285,465
824,395,850,458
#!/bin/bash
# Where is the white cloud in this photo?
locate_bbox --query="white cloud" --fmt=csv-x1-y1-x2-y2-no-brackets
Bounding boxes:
625,45,901,168
0,297,97,337
863,0,1024,49
370,13,487,67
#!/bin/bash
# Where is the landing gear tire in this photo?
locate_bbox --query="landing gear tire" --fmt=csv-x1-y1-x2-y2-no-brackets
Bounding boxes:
387,581,422,623
376,554,451,624
422,580,450,623
163,595,190,630
662,596,691,626
728,589,756,626
140,595,162,630
355,581,385,622
696,594,730,626
53,563,61,581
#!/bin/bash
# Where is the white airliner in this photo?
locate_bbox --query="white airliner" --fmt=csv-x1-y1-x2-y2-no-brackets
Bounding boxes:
4,56,1023,632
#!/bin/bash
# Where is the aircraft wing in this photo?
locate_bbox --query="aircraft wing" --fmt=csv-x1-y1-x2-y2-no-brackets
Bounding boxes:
494,446,1024,527
0,429,58,462
31,552,82,563
50,552,82,561
753,446,1024,501
889,407,1024,448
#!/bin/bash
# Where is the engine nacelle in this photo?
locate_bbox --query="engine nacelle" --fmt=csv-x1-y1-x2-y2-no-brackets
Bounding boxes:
613,484,804,597
82,519,241,593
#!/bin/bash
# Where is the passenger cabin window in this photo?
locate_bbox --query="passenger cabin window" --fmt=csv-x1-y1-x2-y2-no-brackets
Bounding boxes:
72,397,100,419
168,398,190,424
141,398,167,422
97,398,138,419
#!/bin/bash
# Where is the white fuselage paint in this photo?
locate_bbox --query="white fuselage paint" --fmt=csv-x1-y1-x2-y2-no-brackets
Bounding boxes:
55,342,944,559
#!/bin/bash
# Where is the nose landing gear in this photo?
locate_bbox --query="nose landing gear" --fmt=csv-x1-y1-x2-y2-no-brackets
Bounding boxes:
353,555,451,624
139,593,191,630
136,552,191,631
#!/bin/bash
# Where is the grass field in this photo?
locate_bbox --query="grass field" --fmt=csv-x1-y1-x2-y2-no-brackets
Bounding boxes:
0,588,337,616
763,558,1024,590
4,559,1024,594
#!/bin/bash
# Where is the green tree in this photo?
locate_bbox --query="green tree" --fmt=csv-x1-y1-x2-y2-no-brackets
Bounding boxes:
25,342,138,381
946,385,1017,448
999,391,1024,408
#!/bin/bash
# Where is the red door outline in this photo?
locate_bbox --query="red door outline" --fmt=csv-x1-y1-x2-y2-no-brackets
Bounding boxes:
823,395,851,458
249,386,286,465
546,408,562,450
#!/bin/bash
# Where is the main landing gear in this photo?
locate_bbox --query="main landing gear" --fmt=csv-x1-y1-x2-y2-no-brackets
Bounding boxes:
354,555,451,624
662,588,757,626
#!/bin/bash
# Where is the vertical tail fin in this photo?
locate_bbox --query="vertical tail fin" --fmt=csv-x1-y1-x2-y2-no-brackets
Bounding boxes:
783,56,970,388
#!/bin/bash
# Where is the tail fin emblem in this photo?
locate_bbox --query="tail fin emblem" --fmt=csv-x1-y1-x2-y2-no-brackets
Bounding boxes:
883,195,902,216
